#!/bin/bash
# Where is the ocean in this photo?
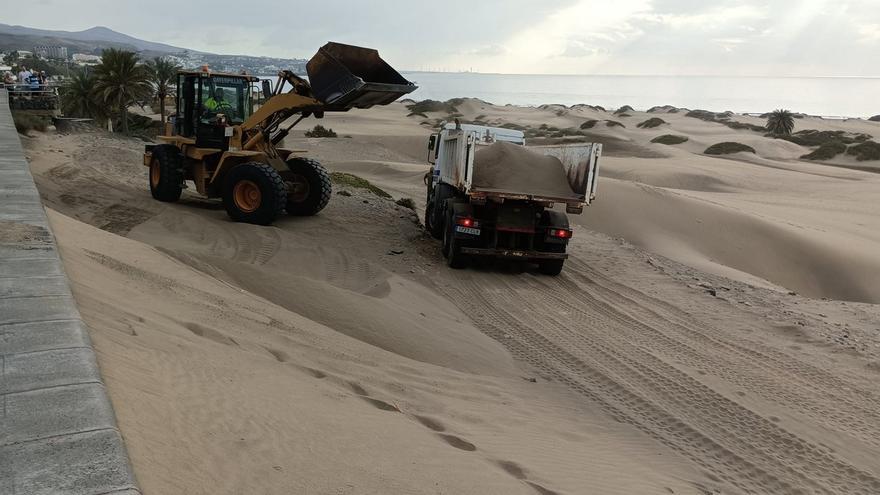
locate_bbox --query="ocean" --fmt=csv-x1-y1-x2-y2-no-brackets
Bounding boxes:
400,72,879,119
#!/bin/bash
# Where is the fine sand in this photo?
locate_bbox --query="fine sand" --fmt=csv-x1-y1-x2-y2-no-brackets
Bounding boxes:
471,141,575,198
20,98,880,494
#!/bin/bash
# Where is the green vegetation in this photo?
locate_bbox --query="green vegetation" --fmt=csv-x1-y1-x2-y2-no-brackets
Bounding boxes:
580,119,598,129
846,141,880,161
685,109,722,122
330,172,391,198
725,121,767,132
617,113,631,117
405,99,459,114
614,105,634,115
765,109,795,135
605,120,625,128
60,69,107,123
11,112,49,134
651,134,689,145
800,141,847,160
869,115,880,122
704,142,756,155
407,111,428,118
395,197,416,210
305,125,338,138
774,129,871,146
637,117,667,129
145,57,181,126
92,48,153,135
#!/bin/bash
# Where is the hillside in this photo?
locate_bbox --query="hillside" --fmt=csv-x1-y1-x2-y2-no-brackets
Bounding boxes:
0,23,307,73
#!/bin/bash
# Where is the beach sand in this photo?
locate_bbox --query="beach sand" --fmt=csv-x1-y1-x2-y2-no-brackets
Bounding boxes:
21,99,880,494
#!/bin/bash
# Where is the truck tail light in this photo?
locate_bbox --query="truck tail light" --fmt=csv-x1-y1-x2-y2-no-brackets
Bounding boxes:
548,228,572,239
456,217,478,228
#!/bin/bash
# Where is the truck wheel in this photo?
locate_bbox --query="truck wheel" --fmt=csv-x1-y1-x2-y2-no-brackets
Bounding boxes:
149,145,183,202
443,212,469,269
284,157,331,216
538,259,565,276
223,162,287,225
428,183,455,239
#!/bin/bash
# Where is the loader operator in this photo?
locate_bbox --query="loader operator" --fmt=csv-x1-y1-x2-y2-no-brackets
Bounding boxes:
203,87,233,120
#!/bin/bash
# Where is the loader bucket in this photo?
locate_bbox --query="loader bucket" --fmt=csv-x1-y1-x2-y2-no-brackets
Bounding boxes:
306,42,417,111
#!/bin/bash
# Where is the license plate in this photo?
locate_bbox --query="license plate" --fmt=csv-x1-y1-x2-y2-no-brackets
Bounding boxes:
455,226,481,236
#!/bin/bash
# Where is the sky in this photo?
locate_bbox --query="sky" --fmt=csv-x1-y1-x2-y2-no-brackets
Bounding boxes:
8,0,880,76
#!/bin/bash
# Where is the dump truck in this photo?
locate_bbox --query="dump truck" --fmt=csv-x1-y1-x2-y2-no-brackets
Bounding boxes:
144,42,416,225
424,123,601,275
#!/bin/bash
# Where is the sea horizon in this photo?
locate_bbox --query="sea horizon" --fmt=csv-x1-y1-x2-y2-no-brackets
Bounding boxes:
397,72,880,119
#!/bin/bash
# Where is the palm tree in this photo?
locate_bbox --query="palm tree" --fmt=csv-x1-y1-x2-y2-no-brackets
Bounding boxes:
145,56,180,126
60,69,110,126
92,48,153,134
765,109,795,136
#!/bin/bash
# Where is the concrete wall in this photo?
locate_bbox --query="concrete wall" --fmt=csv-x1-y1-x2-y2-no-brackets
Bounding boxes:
0,91,141,494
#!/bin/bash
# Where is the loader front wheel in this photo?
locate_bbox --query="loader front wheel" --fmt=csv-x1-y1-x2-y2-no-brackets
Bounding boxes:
149,145,183,202
223,162,286,225
284,157,331,216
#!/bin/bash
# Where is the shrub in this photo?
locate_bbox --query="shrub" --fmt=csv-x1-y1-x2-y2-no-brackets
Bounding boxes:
869,115,880,122
614,105,634,115
580,119,598,129
637,117,667,129
11,112,49,134
395,197,416,210
605,120,625,128
774,130,871,146
305,125,337,138
800,141,847,160
617,113,631,118
407,112,428,118
704,142,756,155
651,134,689,145
725,121,767,132
686,109,724,122
329,172,391,198
406,99,458,114
846,141,880,161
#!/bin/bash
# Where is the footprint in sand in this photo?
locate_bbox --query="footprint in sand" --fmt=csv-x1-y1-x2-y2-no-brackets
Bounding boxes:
262,346,289,362
438,434,476,451
413,415,446,432
184,322,238,346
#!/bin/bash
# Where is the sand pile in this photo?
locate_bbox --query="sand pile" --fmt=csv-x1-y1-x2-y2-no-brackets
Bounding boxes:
471,141,576,198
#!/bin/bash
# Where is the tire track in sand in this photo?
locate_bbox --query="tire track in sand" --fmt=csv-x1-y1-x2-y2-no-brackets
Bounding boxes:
434,263,880,494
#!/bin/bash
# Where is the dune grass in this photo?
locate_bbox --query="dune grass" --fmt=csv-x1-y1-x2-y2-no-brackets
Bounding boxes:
580,119,598,129
775,129,871,146
846,141,880,161
704,142,756,155
330,172,391,198
651,134,689,145
305,125,337,138
605,120,625,128
637,117,667,129
800,141,847,160
395,197,416,210
614,105,634,115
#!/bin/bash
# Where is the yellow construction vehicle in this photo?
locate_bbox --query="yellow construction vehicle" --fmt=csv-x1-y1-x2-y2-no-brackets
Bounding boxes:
144,42,416,224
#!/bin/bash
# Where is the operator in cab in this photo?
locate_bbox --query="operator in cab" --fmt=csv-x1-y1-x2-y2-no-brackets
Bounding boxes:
203,87,233,119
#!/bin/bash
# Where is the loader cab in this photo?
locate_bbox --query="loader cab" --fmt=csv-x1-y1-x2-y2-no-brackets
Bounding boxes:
173,70,258,149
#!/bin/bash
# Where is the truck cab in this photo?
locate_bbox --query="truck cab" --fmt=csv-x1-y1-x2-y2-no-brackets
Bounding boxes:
424,122,601,275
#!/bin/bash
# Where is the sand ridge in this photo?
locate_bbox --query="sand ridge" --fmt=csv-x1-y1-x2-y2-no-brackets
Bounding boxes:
21,98,880,494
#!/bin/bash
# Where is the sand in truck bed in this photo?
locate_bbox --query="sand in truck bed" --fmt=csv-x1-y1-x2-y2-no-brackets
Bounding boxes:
471,141,578,199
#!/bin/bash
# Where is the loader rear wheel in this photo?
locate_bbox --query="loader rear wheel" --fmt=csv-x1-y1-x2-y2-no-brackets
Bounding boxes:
284,157,331,216
149,145,183,202
223,162,286,225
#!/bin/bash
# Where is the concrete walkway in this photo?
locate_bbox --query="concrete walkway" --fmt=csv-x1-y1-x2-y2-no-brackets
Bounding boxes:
0,91,140,494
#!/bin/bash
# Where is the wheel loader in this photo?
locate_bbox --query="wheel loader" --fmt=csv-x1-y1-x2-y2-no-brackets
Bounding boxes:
144,42,416,225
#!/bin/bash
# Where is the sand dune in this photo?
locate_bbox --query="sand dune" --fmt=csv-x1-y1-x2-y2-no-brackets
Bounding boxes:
22,97,880,494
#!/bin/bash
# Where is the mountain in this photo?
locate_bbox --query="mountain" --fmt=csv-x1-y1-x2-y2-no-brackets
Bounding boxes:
0,23,196,55
0,24,308,74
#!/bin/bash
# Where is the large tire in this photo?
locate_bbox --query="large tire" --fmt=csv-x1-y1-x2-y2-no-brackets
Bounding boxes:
284,157,331,216
538,259,565,276
444,208,469,269
223,162,287,225
427,183,455,239
149,145,183,202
